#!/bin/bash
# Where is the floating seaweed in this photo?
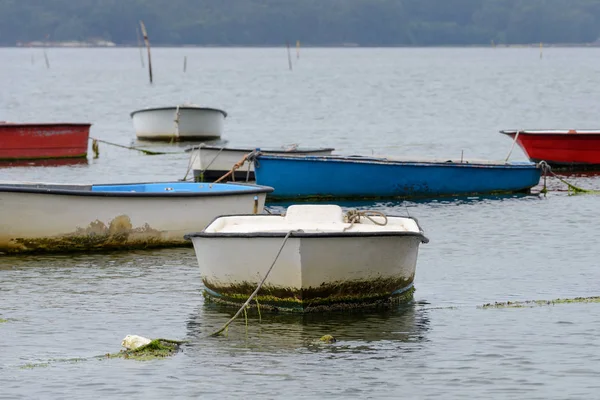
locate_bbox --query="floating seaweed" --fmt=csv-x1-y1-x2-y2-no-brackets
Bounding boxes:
106,339,185,361
479,296,600,309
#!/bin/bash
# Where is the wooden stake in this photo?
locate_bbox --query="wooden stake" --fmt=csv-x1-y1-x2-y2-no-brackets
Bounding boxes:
183,56,187,73
286,41,292,71
540,42,543,59
296,40,300,59
136,26,145,68
43,49,50,69
139,20,153,83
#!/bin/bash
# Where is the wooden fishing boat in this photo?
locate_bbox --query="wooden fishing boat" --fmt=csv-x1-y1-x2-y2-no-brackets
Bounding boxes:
0,181,272,255
130,105,227,141
0,122,91,160
187,144,335,182
501,129,600,169
185,204,428,312
253,154,542,200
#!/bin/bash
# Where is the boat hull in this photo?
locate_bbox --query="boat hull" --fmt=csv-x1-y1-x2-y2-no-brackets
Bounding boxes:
189,234,422,312
254,155,541,200
502,130,600,169
0,123,90,160
0,185,268,254
190,146,335,182
131,107,226,141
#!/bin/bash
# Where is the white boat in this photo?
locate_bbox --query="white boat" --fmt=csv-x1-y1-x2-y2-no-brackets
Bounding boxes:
0,181,272,255
185,204,428,312
130,105,227,141
187,144,335,182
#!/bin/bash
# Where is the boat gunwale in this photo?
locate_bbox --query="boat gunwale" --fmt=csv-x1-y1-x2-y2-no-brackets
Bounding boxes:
255,154,540,169
184,213,429,243
130,106,228,118
0,122,92,128
187,145,335,153
0,182,273,198
500,130,600,136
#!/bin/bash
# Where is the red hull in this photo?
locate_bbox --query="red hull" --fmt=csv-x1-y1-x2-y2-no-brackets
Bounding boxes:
501,130,600,168
0,122,91,160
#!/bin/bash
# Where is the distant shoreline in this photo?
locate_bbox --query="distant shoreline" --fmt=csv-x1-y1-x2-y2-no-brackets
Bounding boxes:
7,41,600,49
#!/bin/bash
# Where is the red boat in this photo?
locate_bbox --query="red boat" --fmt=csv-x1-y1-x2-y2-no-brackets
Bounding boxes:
500,129,600,169
0,122,91,161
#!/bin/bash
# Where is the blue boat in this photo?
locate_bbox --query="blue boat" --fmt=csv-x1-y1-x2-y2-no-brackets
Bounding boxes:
253,154,542,200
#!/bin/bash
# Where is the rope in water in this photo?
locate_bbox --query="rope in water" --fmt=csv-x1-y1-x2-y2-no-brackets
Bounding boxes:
89,137,179,156
539,161,600,194
209,230,295,337
343,210,388,232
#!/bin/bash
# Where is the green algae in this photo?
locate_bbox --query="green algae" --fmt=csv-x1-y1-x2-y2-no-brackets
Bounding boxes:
479,296,600,309
203,283,416,313
106,339,185,361
0,318,8,323
319,335,337,343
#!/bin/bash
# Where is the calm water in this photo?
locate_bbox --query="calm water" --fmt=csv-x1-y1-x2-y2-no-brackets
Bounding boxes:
2,47,600,399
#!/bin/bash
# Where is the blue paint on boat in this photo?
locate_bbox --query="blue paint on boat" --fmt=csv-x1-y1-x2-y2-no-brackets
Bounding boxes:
254,154,542,200
91,182,261,193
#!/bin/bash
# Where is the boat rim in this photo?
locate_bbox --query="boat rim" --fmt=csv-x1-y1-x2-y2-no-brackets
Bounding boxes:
186,145,335,153
255,153,539,168
500,129,600,135
184,212,429,243
0,181,273,197
130,106,228,118
0,122,92,127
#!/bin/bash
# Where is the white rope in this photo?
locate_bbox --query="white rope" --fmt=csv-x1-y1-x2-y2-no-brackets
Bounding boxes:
505,130,521,162
209,230,295,337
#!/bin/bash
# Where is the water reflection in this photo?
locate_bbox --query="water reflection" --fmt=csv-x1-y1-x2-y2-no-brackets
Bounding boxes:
185,301,430,353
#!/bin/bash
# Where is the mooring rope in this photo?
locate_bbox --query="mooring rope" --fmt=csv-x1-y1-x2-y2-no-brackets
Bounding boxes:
343,210,388,232
538,160,599,194
504,130,521,162
209,230,295,337
213,150,259,184
88,137,177,156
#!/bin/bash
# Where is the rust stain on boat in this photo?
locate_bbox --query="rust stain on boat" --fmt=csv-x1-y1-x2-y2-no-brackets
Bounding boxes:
2,215,186,254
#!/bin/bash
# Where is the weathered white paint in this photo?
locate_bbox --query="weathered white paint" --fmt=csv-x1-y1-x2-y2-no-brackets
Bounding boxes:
189,146,335,180
0,189,266,254
131,106,226,141
188,205,427,305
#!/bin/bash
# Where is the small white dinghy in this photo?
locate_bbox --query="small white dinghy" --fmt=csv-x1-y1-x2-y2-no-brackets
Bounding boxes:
185,204,428,312
130,104,227,141
186,144,335,182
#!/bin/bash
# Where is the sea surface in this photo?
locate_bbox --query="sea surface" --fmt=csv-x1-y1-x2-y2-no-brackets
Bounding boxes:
2,47,600,399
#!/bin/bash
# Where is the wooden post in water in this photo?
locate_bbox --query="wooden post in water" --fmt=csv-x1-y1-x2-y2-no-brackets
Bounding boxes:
286,41,293,71
43,49,50,69
184,56,187,73
139,20,153,83
296,40,300,59
136,26,145,68
540,42,543,59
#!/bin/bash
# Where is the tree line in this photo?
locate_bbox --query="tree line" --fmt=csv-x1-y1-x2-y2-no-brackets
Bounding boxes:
2,0,600,46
